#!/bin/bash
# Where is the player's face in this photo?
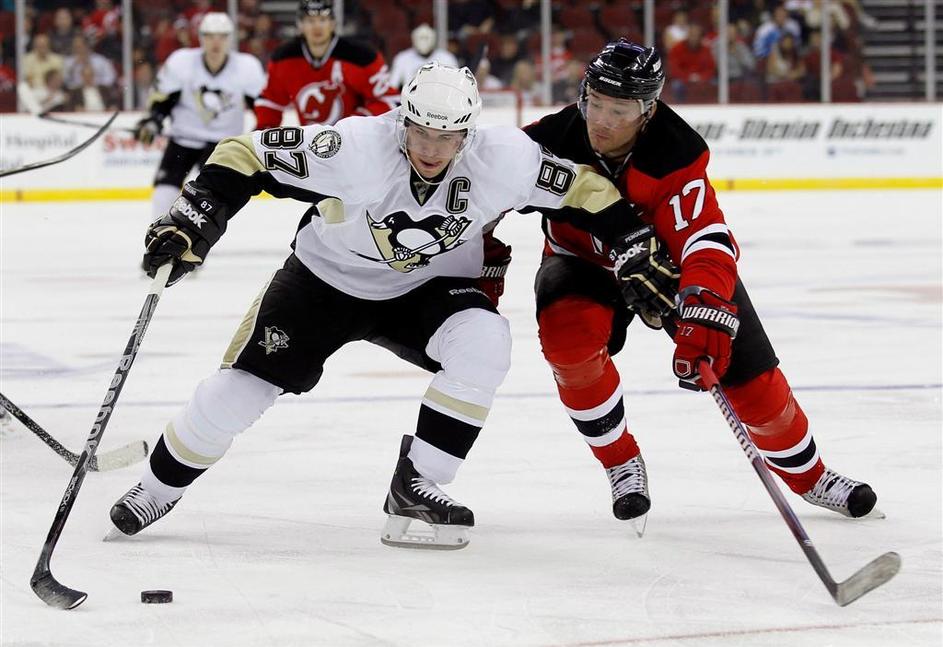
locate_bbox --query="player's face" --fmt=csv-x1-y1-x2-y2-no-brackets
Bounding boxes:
404,123,465,179
299,14,335,48
201,33,230,58
584,88,646,158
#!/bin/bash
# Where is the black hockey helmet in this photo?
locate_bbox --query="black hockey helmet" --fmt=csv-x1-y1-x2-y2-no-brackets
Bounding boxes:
298,0,334,18
579,38,665,118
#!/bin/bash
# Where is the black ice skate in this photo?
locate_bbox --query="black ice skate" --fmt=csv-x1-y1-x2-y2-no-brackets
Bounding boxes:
801,468,878,518
106,483,180,539
381,435,474,550
606,454,651,537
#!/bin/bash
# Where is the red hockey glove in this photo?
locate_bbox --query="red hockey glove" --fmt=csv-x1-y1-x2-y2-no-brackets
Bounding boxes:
477,234,512,307
672,286,739,390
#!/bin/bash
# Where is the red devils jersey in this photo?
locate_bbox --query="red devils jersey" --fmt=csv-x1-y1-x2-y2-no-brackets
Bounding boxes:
254,36,398,129
523,102,739,299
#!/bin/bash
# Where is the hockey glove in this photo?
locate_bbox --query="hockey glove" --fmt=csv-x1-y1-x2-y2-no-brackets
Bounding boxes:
477,233,512,307
611,225,680,329
672,286,739,390
143,182,227,286
134,115,162,145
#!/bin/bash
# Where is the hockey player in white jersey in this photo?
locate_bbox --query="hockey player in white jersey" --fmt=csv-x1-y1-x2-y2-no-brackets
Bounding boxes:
136,12,266,220
110,63,637,550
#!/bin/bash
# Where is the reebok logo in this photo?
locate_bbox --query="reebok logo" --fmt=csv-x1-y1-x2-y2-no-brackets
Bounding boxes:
173,197,207,228
426,111,448,120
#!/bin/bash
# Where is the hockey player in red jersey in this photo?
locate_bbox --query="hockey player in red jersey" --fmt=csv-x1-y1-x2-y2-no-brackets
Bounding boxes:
525,39,878,526
254,0,398,128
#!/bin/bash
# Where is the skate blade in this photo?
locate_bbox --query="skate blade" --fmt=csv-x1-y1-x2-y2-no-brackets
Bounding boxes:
629,513,648,538
380,515,470,550
860,506,886,520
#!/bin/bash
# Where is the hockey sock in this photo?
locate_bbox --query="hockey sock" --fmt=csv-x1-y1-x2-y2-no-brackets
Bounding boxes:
539,298,640,469
724,367,824,494
416,309,511,484
149,368,281,489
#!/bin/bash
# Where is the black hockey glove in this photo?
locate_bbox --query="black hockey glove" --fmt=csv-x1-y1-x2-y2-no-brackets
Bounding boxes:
610,225,680,329
143,182,227,286
134,115,162,145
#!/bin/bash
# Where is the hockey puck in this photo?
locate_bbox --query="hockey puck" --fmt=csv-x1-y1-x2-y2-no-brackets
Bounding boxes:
141,590,173,604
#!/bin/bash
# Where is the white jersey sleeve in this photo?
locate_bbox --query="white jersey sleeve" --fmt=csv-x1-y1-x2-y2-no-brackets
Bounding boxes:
155,49,187,96
237,52,267,101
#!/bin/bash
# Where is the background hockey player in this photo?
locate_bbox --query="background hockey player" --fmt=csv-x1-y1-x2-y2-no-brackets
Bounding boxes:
389,24,459,90
524,39,878,527
108,63,637,550
253,0,399,129
135,12,266,220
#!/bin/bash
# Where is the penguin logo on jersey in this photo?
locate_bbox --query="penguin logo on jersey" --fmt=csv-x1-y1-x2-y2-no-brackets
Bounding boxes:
196,86,235,124
358,211,471,272
259,326,290,355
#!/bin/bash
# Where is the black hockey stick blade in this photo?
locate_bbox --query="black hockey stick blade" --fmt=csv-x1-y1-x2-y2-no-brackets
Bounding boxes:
30,569,87,610
831,551,902,607
0,110,118,178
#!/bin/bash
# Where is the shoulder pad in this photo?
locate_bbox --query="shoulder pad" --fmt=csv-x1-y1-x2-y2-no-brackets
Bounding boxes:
332,37,381,67
270,38,305,62
632,102,708,179
523,104,595,165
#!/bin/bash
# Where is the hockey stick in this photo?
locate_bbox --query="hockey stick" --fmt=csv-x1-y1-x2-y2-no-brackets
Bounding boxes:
0,111,118,178
697,360,901,606
0,392,148,472
31,263,172,610
37,109,135,134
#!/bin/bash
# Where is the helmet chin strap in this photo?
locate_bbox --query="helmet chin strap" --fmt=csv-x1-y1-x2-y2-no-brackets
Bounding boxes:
404,150,454,186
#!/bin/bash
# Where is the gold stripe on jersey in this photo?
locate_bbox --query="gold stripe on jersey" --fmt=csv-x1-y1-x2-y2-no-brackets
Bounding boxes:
422,386,490,423
164,422,219,466
561,163,623,213
317,197,346,224
206,134,265,176
221,273,274,368
146,91,168,109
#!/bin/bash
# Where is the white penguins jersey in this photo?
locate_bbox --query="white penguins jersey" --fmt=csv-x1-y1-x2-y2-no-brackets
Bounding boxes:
155,48,266,148
205,111,626,300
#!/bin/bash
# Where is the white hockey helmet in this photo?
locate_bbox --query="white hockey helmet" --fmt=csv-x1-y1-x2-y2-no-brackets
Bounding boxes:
199,12,234,37
398,62,482,168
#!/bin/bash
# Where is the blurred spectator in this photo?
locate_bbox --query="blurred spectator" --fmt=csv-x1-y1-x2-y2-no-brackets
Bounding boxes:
552,59,585,104
23,33,63,90
237,0,261,42
243,37,270,68
184,0,214,40
535,26,573,85
251,14,280,53
49,8,79,56
501,0,540,35
766,32,805,82
712,23,756,82
840,0,878,29
19,68,67,113
801,29,844,100
390,24,459,89
509,59,539,105
64,35,116,90
156,18,193,64
474,57,504,91
753,5,802,59
449,0,495,37
82,0,121,46
730,0,766,26
663,10,689,52
800,0,851,36
489,34,523,86
132,60,154,109
67,63,117,111
669,23,716,101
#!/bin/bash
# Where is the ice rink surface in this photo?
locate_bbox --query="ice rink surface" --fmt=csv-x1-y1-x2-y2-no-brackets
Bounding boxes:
1,189,941,646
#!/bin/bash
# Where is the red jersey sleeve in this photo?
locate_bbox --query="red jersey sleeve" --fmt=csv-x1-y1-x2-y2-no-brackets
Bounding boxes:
346,53,399,117
254,58,290,129
631,150,739,300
